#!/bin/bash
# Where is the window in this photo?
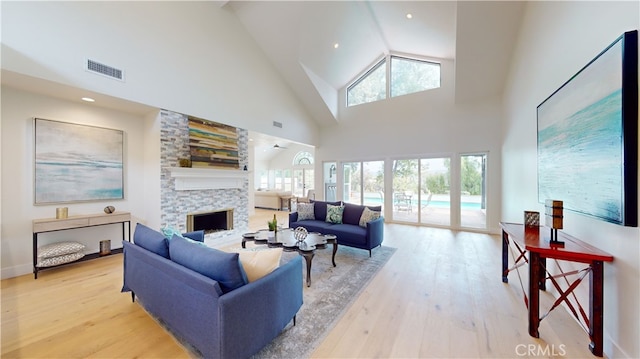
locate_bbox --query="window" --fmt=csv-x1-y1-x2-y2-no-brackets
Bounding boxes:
460,154,487,229
347,59,386,107
346,55,441,107
391,56,441,97
293,151,314,165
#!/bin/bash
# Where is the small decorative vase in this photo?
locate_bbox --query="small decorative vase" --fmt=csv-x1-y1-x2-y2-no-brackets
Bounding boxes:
104,205,116,214
179,158,192,168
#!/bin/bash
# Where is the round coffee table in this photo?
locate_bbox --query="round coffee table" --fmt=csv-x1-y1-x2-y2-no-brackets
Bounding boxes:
242,228,337,287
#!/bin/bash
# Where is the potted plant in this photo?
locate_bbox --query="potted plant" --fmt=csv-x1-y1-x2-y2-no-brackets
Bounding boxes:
267,214,277,241
267,214,278,232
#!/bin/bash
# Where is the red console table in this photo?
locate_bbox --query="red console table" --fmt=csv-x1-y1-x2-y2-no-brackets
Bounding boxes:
500,222,614,357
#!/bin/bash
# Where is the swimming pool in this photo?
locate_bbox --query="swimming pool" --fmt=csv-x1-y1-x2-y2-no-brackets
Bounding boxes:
359,196,482,209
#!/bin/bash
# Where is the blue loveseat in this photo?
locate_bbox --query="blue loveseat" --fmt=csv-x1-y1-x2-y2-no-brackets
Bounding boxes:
289,200,384,256
122,224,303,358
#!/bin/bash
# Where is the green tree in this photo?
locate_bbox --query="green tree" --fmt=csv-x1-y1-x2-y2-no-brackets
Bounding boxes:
461,156,482,195
424,173,448,194
392,159,418,192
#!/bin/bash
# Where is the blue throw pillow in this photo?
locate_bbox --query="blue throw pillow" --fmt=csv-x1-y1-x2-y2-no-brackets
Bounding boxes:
134,223,170,258
169,235,248,293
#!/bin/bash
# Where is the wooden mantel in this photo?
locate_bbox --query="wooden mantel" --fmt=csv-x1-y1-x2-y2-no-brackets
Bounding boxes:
165,167,249,190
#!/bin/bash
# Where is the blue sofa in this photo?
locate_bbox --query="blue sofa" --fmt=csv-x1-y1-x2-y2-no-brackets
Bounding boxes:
289,201,384,256
122,224,303,358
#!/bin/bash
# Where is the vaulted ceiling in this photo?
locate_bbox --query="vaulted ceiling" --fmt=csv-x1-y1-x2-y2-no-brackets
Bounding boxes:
227,1,526,126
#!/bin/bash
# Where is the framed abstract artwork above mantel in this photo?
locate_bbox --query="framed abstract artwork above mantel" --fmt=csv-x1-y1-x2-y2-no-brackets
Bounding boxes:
188,116,240,169
34,118,124,205
537,30,638,227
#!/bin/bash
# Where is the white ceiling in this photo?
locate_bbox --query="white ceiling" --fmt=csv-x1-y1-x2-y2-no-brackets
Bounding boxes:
1,1,526,157
228,1,525,125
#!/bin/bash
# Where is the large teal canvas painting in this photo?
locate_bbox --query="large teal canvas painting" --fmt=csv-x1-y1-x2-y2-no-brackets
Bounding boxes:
34,118,124,204
537,30,637,226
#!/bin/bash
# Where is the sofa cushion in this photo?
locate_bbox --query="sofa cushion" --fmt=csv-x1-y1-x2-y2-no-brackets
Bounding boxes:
169,235,248,293
327,224,367,244
297,202,315,220
326,203,344,224
359,207,382,227
134,223,170,258
311,200,341,221
291,220,335,233
342,203,365,225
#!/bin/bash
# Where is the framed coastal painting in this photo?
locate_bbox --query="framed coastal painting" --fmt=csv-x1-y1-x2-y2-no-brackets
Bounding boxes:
537,30,637,226
34,118,124,204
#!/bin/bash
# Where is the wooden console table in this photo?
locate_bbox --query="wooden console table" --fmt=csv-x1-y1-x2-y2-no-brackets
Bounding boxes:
500,222,613,357
33,212,131,279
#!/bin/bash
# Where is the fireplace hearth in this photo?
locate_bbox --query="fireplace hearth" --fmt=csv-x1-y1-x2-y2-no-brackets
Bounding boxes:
186,208,234,234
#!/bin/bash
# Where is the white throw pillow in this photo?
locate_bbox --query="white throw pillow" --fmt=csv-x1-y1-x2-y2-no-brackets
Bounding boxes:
229,248,282,282
297,202,315,220
359,207,381,227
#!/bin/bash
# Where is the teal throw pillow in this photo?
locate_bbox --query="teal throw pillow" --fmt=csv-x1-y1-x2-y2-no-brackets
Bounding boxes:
326,204,344,224
161,225,186,240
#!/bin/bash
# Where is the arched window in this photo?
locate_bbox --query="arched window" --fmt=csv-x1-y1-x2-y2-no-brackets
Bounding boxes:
293,151,314,165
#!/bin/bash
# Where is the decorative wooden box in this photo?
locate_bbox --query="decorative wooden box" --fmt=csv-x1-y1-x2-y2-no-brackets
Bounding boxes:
544,199,563,229
524,211,540,227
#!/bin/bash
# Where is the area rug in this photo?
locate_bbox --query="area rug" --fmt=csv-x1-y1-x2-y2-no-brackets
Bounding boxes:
250,244,396,359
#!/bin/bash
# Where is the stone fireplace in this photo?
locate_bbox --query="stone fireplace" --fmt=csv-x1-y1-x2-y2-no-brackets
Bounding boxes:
160,109,249,244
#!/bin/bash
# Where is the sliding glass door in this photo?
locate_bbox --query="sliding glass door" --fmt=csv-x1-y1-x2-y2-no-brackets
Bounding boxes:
343,162,361,204
392,159,419,223
460,154,487,229
420,157,450,226
341,161,384,208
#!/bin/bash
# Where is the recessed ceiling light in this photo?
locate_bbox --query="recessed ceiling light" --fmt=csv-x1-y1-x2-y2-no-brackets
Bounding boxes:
81,97,95,102
334,43,339,49
406,13,413,19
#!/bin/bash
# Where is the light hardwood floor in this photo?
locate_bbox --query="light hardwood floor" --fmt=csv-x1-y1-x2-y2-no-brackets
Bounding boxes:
2,209,594,358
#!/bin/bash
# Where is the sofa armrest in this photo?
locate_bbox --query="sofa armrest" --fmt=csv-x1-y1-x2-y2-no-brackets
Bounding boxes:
289,212,299,225
366,216,384,248
122,241,224,358
217,256,303,358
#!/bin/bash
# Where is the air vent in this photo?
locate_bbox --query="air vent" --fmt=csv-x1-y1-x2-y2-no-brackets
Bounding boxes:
273,121,283,128
86,59,124,81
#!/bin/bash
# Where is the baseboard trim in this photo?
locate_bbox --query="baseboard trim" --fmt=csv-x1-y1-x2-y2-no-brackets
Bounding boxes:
2,263,32,280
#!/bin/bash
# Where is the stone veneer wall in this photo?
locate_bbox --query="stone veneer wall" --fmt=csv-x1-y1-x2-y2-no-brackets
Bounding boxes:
160,109,249,245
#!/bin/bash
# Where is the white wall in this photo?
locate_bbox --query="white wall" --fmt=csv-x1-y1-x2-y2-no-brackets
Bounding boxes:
503,2,639,357
0,87,152,278
1,1,318,146
1,1,326,277
316,59,504,231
